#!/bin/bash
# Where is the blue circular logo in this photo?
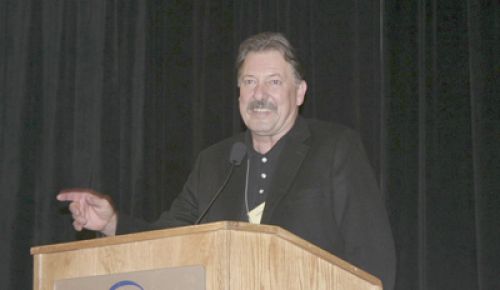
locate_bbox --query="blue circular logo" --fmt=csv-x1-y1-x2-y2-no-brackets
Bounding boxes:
109,280,145,290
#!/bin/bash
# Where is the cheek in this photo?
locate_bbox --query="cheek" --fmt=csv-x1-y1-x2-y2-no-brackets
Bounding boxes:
275,95,292,109
238,96,247,108
239,97,250,116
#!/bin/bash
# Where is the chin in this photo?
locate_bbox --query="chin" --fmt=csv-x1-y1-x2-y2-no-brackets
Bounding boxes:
246,119,273,130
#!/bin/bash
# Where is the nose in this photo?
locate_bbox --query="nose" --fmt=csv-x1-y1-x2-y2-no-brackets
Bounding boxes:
253,81,266,100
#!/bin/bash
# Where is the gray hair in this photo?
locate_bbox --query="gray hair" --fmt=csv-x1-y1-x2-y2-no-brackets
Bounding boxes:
236,32,304,83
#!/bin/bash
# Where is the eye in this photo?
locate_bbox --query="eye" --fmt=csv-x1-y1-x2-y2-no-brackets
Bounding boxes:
269,79,282,86
241,78,256,86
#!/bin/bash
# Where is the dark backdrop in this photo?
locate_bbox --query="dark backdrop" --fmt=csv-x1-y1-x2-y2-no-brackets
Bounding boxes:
1,1,498,289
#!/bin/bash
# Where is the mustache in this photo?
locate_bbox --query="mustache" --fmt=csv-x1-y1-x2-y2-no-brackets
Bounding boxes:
247,99,277,111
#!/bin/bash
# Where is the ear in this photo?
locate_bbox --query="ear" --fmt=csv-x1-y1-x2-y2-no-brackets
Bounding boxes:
295,80,307,106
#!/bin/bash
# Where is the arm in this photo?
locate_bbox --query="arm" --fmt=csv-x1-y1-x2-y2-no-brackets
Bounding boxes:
57,183,198,236
58,152,212,235
57,180,199,236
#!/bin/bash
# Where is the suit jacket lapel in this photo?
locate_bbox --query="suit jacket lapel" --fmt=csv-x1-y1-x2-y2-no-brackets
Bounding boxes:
261,118,310,223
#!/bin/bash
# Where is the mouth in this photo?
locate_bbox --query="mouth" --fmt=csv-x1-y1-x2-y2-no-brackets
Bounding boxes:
251,107,273,113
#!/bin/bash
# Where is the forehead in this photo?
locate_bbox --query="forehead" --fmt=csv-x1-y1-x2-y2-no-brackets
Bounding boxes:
240,50,292,76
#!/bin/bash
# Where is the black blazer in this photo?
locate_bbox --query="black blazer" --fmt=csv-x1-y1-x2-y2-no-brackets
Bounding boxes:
117,117,396,289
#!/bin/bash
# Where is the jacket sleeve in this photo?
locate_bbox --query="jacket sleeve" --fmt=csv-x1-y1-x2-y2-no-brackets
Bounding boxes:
332,129,396,290
116,155,202,235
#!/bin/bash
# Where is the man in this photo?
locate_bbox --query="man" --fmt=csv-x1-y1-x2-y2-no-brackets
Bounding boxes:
58,32,396,289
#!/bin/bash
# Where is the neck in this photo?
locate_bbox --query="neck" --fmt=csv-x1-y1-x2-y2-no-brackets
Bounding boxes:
251,135,280,154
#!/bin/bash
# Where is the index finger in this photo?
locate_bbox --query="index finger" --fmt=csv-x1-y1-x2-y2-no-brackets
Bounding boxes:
57,189,96,202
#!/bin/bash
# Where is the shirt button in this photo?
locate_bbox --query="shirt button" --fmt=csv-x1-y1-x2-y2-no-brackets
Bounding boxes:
261,173,267,179
262,157,268,163
259,189,264,194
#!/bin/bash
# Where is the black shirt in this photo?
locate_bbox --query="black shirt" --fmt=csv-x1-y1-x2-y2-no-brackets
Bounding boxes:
243,127,289,218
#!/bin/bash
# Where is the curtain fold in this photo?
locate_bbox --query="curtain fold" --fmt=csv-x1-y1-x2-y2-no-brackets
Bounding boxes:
384,0,499,289
0,0,498,289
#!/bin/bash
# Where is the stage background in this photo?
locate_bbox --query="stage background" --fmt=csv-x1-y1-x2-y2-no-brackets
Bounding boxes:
1,1,498,289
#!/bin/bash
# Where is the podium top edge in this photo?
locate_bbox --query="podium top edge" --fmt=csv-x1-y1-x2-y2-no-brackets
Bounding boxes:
30,221,382,286
30,221,273,255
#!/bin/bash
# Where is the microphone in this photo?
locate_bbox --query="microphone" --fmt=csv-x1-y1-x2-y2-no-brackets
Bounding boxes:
194,142,247,225
229,142,247,165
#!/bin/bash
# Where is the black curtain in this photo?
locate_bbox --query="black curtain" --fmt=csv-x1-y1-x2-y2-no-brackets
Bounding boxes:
0,1,498,289
384,1,499,289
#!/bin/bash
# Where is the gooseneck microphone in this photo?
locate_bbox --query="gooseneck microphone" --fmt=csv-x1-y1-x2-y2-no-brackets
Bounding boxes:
194,142,247,224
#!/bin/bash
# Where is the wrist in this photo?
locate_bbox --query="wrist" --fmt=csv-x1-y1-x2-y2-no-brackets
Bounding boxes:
101,213,117,236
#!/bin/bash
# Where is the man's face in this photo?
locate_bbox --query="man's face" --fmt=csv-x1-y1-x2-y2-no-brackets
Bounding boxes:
238,50,307,140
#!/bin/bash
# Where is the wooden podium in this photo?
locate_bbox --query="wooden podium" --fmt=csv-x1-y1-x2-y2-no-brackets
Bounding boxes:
31,221,383,290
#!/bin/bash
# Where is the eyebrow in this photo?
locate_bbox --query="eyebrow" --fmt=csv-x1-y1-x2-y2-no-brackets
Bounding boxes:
242,73,283,79
240,74,257,79
266,73,283,79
